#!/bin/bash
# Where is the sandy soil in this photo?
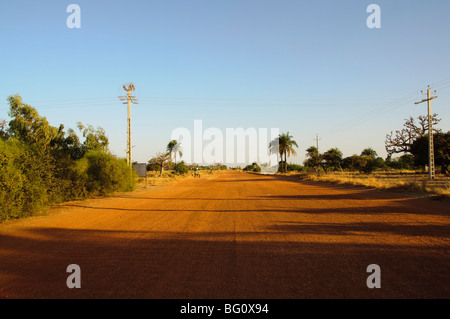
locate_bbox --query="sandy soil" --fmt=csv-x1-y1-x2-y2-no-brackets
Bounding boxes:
0,171,449,298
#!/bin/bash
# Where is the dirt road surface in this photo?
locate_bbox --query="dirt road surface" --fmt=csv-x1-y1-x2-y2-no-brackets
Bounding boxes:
0,171,449,298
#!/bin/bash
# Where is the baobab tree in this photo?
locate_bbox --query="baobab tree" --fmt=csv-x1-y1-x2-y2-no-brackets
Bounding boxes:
150,152,170,176
385,114,440,157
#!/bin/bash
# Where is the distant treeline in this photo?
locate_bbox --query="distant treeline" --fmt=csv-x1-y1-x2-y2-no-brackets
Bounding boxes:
0,94,136,222
243,145,449,175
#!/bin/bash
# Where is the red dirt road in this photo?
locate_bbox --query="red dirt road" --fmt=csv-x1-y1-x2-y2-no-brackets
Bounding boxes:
0,171,449,298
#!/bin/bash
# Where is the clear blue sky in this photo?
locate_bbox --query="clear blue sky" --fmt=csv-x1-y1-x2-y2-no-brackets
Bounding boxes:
1,0,449,165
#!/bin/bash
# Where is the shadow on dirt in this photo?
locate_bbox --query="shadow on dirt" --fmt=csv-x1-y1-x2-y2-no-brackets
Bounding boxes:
0,226,449,299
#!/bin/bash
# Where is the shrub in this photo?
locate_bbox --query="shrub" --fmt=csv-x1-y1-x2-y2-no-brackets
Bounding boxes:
84,150,136,195
1,95,137,222
287,163,305,172
0,139,54,221
173,161,189,175
243,162,261,172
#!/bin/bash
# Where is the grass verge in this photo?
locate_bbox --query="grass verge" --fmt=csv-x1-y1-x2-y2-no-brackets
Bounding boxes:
272,171,450,199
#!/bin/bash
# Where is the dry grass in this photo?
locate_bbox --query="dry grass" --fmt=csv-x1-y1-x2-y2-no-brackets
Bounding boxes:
296,171,450,198
136,170,219,188
135,171,190,188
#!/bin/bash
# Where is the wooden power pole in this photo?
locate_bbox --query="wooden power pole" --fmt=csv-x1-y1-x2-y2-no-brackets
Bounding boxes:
119,83,139,166
415,85,437,180
314,134,321,176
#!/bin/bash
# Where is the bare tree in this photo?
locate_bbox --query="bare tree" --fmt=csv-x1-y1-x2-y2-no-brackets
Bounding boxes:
385,114,441,157
150,152,171,176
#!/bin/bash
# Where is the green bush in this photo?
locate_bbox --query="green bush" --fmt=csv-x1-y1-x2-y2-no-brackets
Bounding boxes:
1,94,137,222
0,139,54,221
84,150,136,195
243,162,261,172
287,163,305,172
173,161,189,175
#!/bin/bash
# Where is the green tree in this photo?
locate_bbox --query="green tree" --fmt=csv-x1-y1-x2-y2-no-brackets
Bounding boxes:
342,154,383,174
322,148,343,172
410,131,450,174
398,154,415,169
77,122,109,154
304,146,320,171
7,94,60,151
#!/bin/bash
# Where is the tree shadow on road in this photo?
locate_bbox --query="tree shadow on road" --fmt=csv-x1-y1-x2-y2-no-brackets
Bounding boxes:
62,201,450,218
267,221,450,238
0,226,449,299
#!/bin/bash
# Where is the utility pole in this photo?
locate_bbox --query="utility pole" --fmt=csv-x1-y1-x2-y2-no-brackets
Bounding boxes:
415,85,437,180
314,134,321,176
314,134,321,154
118,83,139,166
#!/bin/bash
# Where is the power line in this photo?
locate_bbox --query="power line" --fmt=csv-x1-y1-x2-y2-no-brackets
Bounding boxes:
319,90,422,138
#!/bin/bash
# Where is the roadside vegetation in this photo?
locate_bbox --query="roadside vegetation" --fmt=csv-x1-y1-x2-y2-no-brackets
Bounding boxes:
262,117,450,197
0,94,136,222
145,140,227,183
303,171,450,197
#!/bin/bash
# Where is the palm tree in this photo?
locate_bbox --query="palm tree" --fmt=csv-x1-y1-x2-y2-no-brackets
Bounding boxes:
268,137,279,167
270,132,298,173
305,146,320,168
166,140,182,165
361,147,377,159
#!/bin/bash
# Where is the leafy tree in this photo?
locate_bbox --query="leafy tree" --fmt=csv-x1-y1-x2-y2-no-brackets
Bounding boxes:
399,154,415,169
7,94,61,151
342,155,359,171
77,122,109,154
304,146,321,171
410,131,450,174
342,154,384,174
322,148,343,172
146,160,160,172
